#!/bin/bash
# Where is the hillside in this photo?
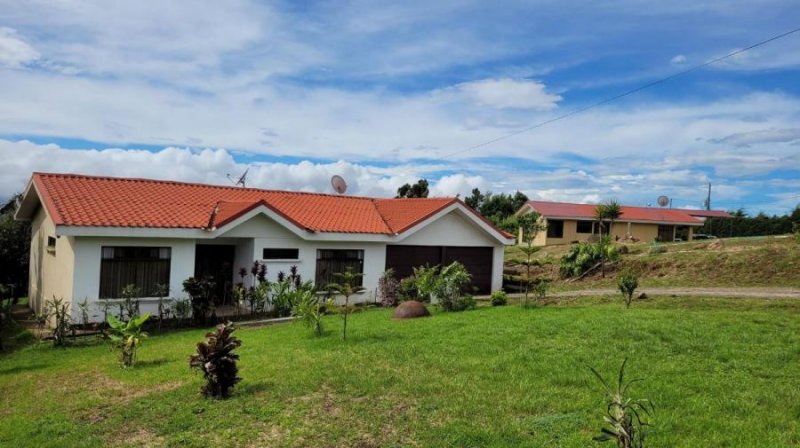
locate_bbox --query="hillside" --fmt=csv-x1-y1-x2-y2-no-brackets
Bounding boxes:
504,235,800,291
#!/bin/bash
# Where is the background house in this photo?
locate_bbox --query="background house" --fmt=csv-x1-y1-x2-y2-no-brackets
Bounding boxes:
516,200,731,246
15,173,514,322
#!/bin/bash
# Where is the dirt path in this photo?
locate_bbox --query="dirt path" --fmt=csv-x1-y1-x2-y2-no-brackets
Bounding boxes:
547,287,800,299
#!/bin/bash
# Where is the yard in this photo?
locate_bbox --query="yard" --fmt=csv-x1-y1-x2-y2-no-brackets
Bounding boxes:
2,296,800,447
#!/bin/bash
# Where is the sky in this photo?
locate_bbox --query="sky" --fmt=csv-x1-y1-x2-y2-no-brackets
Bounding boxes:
0,0,799,215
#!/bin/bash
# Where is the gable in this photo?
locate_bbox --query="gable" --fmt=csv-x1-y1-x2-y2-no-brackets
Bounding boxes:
217,213,298,239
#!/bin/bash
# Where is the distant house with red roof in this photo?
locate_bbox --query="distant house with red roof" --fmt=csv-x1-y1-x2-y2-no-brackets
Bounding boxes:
516,200,731,246
15,173,514,321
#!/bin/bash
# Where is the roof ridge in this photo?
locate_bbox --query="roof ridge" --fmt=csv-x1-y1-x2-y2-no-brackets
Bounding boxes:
370,198,396,235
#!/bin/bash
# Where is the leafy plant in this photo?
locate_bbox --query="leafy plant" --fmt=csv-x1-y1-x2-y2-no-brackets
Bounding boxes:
189,322,242,399
595,200,623,277
517,211,546,305
106,313,150,368
46,296,71,347
292,287,324,336
618,271,639,308
173,299,191,325
411,264,439,303
560,241,619,278
327,267,365,340
182,277,215,325
76,297,91,328
435,262,473,312
590,358,654,447
118,284,141,321
490,290,508,306
398,276,420,302
648,240,666,255
531,279,549,304
378,269,401,307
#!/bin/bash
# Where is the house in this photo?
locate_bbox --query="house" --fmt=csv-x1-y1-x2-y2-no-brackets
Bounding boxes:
15,173,514,321
515,200,731,246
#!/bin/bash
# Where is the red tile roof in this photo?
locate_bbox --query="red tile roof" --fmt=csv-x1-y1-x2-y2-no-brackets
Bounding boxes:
526,200,729,225
29,173,505,236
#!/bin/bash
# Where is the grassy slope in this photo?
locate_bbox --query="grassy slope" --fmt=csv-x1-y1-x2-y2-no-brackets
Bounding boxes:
2,298,800,447
505,235,800,290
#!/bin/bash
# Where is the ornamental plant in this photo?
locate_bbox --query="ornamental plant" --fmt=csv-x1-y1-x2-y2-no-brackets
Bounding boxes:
107,313,150,368
189,322,242,399
327,267,365,340
590,358,654,447
617,271,639,308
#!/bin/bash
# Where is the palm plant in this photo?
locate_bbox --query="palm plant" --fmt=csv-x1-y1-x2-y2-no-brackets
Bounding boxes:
107,313,150,368
595,200,623,278
189,322,242,399
590,358,654,447
292,287,324,336
327,267,365,340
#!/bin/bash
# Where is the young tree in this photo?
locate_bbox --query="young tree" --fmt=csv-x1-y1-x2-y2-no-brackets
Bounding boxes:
595,199,623,278
517,212,546,307
396,179,430,198
0,194,31,301
327,267,365,340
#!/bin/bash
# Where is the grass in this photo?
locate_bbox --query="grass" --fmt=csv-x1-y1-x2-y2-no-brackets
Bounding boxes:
2,297,800,447
506,235,800,290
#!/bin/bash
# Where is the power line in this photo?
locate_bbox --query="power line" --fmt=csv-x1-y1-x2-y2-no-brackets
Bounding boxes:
440,26,800,159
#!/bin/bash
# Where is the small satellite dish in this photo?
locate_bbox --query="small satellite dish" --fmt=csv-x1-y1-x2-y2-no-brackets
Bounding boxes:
331,175,347,194
226,168,249,188
657,195,670,207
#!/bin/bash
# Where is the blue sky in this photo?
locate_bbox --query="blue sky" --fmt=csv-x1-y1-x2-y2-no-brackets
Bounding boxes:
0,0,799,214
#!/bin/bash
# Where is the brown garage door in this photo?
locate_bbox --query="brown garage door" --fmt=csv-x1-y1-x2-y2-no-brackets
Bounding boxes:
385,245,493,294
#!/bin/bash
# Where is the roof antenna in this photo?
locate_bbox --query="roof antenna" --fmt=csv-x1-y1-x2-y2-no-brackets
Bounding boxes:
226,168,249,188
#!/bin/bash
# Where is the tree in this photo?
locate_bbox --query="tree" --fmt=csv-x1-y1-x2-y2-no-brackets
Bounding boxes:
594,200,623,278
0,194,30,300
464,188,529,232
396,179,429,198
327,267,365,340
517,212,546,307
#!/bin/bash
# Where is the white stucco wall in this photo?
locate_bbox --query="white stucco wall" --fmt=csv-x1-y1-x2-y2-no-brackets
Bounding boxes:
71,237,196,322
398,211,498,247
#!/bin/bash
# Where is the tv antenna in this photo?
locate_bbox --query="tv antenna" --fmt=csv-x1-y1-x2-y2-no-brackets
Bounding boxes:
330,175,348,194
226,168,249,188
657,195,670,208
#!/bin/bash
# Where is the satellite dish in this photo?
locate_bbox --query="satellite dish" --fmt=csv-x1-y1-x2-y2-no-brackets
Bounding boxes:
331,175,347,194
657,195,670,207
226,168,249,188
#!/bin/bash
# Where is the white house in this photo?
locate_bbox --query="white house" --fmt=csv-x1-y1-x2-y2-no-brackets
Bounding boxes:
15,173,514,322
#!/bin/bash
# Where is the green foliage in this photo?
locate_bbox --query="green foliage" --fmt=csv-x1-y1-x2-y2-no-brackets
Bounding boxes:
0,194,31,299
189,322,242,399
517,211,546,304
182,277,215,325
45,296,71,347
464,188,529,229
118,284,141,321
327,267,366,340
434,262,473,312
490,290,508,306
618,271,639,308
699,206,800,238
172,299,191,324
648,240,666,255
590,358,654,447
106,313,150,368
396,179,429,198
398,276,420,302
77,297,91,327
559,242,606,278
292,287,325,336
531,279,549,303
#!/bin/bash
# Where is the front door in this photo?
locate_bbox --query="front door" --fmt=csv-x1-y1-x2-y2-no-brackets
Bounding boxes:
657,225,674,242
194,245,235,305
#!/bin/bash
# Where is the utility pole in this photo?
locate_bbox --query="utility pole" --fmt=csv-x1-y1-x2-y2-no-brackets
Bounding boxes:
704,182,712,210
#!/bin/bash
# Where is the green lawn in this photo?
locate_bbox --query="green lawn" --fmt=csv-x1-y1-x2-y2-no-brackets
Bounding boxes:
2,297,800,447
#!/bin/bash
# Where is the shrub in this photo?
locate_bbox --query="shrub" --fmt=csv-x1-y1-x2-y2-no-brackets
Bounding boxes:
173,299,191,324
399,276,421,302
618,271,639,308
412,265,440,303
292,288,324,336
182,277,215,325
446,294,476,312
77,297,91,327
189,322,242,399
378,269,401,307
590,358,654,447
490,290,508,306
531,279,549,303
107,313,150,368
46,296,71,347
118,284,141,321
434,262,473,312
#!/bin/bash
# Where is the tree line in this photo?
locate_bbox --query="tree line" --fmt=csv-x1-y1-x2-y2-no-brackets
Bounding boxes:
698,206,800,238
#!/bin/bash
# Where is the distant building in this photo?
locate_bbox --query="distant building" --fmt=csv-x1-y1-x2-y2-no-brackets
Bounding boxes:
515,200,731,246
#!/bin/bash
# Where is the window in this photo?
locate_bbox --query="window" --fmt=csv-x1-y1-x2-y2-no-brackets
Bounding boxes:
100,247,171,298
576,220,593,234
546,220,564,238
262,248,300,260
47,236,57,253
315,249,364,287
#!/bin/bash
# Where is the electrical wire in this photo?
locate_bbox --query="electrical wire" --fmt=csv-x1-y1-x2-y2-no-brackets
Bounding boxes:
439,26,800,159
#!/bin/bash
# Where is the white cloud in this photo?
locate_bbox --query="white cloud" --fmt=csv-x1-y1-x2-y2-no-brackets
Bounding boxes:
670,54,687,64
0,27,39,68
0,140,486,200
448,78,562,110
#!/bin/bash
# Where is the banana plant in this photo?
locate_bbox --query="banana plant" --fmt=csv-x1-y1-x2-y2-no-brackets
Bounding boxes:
107,313,150,368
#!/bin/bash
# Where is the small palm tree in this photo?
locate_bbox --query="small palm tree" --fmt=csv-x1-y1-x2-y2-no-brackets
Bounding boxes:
327,267,365,340
595,199,623,277
517,211,546,306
